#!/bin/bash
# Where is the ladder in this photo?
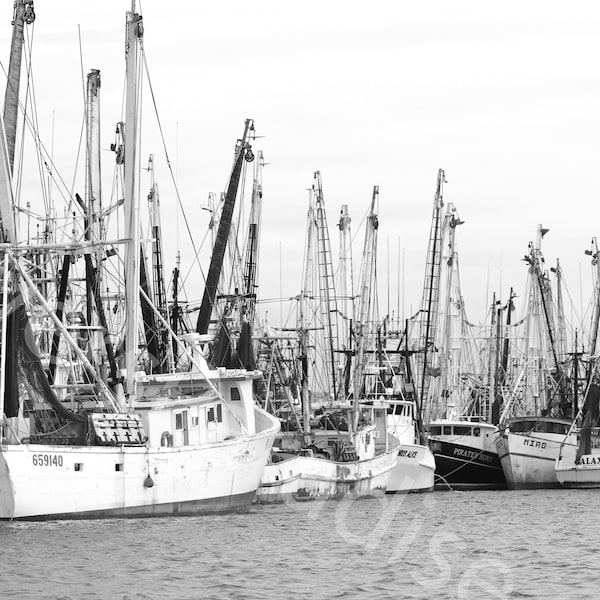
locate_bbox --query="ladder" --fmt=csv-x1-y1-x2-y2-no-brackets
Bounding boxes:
417,169,445,420
313,171,341,402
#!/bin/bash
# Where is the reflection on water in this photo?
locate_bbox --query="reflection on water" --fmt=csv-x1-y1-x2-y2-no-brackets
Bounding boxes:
0,489,595,599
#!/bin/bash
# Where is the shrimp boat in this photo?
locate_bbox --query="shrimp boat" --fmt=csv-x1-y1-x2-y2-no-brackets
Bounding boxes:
555,382,600,488
0,5,278,520
495,227,577,489
254,178,400,501
410,171,504,489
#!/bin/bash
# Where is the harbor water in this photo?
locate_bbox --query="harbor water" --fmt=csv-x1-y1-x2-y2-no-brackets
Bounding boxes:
0,489,596,600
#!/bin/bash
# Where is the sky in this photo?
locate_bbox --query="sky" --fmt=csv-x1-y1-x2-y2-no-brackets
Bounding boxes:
1,1,599,336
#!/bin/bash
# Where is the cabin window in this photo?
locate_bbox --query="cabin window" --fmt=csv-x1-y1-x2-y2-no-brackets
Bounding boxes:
176,413,184,429
115,463,123,472
453,426,472,436
429,425,442,436
207,405,223,424
230,387,241,402
74,463,83,472
443,426,452,435
473,427,481,437
192,416,199,427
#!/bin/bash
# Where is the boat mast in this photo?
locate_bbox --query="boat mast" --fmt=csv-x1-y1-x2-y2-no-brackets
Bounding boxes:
440,203,464,419
123,7,144,403
3,0,34,175
146,154,171,371
586,238,600,380
353,186,379,408
417,169,445,424
196,119,254,335
241,151,264,326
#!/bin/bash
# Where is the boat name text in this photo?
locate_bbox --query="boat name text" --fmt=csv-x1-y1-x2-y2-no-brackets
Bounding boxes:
398,450,418,459
522,439,546,449
32,454,64,467
452,447,493,463
576,455,600,466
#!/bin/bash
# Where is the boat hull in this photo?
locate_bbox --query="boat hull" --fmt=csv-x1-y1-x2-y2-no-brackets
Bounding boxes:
254,455,301,504
386,443,435,493
294,448,397,501
431,439,506,490
0,424,277,520
496,431,570,490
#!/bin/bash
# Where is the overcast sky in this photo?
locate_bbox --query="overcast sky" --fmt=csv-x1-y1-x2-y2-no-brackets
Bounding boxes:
2,1,599,335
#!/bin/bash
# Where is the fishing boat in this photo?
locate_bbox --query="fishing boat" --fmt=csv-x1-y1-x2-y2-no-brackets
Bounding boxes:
0,4,279,520
495,226,577,489
255,177,400,500
410,170,504,489
555,383,600,487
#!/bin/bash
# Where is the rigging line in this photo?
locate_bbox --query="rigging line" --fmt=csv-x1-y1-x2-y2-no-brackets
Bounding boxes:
138,43,203,278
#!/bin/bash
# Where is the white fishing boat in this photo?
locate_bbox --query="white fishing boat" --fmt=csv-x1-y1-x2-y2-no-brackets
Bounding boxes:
254,178,400,500
385,397,435,493
495,416,573,489
0,4,279,520
555,383,600,488
495,227,577,489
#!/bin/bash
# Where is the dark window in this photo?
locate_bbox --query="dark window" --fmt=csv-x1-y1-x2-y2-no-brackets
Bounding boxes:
231,388,241,402
115,464,123,472
473,427,481,437
74,463,83,472
176,413,184,430
453,426,472,436
443,426,452,435
429,425,442,436
208,407,215,423
217,404,223,422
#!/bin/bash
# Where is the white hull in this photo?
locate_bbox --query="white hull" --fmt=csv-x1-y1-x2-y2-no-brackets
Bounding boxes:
555,436,600,488
0,410,278,520
254,455,301,504
386,443,435,493
556,456,600,488
294,447,397,500
496,430,573,490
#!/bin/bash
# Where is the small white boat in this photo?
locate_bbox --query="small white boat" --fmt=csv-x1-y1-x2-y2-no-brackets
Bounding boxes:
385,398,435,493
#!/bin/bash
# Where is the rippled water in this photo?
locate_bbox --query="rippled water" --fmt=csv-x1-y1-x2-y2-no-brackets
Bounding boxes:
0,489,597,599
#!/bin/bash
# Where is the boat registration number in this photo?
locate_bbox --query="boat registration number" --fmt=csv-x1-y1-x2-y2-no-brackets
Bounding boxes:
32,454,64,467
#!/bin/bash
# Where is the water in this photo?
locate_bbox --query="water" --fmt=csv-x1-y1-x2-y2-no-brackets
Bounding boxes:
0,489,596,600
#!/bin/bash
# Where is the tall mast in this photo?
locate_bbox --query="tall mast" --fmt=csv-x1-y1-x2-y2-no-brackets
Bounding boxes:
241,151,264,325
196,119,254,335
123,8,144,402
3,1,35,175
337,204,353,347
312,171,340,402
586,238,600,378
353,186,379,405
417,169,445,423
146,154,170,371
440,203,464,419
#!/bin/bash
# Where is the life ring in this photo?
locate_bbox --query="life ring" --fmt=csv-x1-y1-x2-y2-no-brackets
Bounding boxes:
160,431,173,447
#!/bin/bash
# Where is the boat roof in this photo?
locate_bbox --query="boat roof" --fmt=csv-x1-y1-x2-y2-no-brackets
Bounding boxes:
428,419,498,430
505,415,572,424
